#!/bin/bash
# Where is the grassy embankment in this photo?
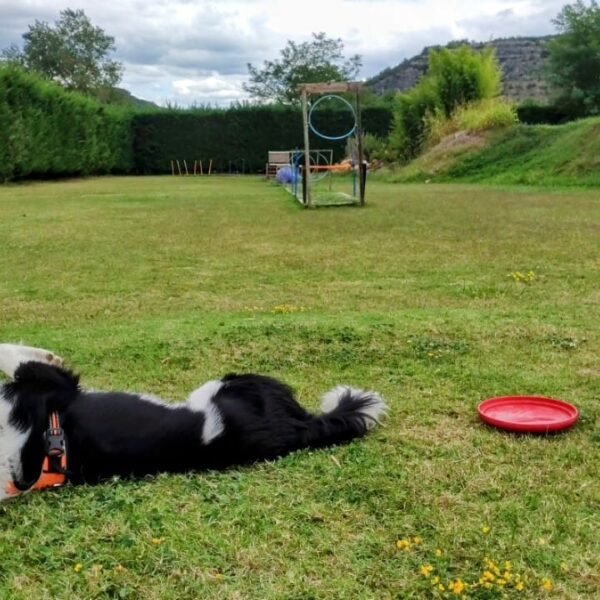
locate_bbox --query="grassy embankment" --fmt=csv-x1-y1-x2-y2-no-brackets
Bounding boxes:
388,117,600,187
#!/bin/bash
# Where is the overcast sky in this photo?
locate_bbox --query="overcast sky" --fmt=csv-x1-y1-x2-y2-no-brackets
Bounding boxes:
0,0,566,106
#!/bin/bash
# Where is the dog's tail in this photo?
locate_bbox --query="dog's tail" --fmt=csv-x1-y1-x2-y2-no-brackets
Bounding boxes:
302,386,387,449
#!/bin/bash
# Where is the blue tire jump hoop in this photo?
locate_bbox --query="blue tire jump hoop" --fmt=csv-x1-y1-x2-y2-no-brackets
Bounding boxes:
308,94,357,141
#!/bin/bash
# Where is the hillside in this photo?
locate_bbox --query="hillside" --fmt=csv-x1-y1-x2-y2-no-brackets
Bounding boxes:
368,36,555,103
387,117,600,187
111,88,159,109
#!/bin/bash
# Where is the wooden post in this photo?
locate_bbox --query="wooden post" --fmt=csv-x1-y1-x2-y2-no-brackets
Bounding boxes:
301,88,311,207
183,160,189,176
208,159,213,176
301,166,307,205
176,160,182,176
360,162,367,202
355,88,365,206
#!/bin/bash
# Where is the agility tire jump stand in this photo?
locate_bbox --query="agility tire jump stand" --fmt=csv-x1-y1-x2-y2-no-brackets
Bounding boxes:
297,81,367,208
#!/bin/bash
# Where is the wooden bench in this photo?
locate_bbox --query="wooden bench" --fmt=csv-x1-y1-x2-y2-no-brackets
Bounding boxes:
266,151,291,178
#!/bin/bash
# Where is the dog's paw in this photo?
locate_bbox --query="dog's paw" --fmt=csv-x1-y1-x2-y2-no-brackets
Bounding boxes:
0,344,64,378
19,346,63,368
43,351,64,368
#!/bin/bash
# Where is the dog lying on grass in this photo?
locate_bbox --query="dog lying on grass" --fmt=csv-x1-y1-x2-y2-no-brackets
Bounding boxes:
0,343,386,501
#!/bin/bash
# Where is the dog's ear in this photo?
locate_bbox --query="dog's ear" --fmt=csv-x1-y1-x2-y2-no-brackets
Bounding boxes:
4,362,79,425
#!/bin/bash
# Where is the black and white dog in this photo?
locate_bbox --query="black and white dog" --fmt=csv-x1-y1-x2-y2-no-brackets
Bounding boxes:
0,344,386,500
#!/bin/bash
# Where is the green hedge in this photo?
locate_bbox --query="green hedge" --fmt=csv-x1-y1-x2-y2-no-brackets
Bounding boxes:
132,105,393,174
0,67,393,180
516,101,572,125
0,67,134,181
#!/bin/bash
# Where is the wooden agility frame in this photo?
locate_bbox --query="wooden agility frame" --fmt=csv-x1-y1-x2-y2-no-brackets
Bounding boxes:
297,81,366,208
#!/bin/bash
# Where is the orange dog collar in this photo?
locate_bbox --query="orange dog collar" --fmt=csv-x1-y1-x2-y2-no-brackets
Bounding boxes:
5,412,67,497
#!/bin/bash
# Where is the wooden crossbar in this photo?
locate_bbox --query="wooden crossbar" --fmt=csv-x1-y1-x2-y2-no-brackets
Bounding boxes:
297,81,364,94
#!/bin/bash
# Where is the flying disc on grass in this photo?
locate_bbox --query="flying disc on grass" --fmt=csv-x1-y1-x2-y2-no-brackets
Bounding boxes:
478,396,579,433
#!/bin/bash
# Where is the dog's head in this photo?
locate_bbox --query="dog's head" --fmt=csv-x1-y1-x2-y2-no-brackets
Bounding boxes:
0,362,79,499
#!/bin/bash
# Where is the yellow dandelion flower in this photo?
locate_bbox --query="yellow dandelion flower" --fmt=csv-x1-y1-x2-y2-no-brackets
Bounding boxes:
482,570,496,582
515,581,525,591
73,563,83,573
412,536,422,545
438,584,445,592
435,548,443,557
420,564,434,577
396,539,411,551
540,578,553,592
481,525,490,535
449,579,466,595
431,576,440,585
504,561,512,571
115,564,126,573
151,537,164,545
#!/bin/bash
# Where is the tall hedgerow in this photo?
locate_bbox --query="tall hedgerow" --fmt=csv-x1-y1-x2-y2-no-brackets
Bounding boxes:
131,104,393,174
0,66,133,181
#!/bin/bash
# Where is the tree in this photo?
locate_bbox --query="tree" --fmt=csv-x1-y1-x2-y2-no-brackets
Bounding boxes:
547,1,600,115
1,8,122,95
244,32,362,104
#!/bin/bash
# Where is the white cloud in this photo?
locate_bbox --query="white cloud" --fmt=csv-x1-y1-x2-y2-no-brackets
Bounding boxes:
0,0,566,106
172,74,248,104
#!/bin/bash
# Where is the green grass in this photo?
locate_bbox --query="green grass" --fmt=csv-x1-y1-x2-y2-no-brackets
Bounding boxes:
389,117,600,187
0,176,599,599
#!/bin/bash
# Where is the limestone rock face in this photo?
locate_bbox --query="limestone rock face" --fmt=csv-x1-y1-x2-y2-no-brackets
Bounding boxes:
368,36,555,103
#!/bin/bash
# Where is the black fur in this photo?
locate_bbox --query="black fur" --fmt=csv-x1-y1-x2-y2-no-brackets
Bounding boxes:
5,362,384,490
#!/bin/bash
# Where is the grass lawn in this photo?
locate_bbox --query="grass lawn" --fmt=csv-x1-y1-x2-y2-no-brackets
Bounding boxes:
0,176,598,599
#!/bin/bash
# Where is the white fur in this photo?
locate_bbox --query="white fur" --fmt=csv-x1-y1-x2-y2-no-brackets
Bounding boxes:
321,385,387,430
187,380,225,444
0,343,63,379
0,392,29,501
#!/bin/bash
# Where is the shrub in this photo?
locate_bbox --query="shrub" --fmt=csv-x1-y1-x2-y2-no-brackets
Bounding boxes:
390,45,503,161
360,133,390,161
424,99,517,147
428,46,501,118
389,78,440,161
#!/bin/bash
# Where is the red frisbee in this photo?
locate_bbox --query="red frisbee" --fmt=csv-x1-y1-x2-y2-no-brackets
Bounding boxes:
478,396,579,433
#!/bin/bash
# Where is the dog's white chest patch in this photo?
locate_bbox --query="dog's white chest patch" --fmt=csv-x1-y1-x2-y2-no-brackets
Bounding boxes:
187,380,225,444
0,394,29,500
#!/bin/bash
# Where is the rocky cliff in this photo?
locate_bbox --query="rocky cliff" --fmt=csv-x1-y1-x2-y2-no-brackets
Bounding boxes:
368,36,555,103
